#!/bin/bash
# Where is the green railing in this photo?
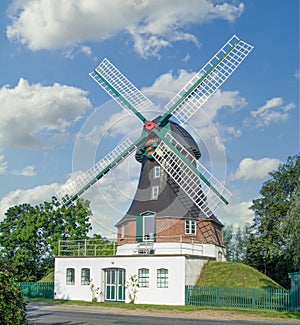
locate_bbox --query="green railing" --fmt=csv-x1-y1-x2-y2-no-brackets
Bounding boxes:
289,272,300,312
185,285,290,310
18,282,54,299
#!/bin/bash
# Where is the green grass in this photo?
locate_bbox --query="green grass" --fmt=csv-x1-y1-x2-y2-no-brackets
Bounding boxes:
38,270,54,282
27,298,300,320
196,262,283,289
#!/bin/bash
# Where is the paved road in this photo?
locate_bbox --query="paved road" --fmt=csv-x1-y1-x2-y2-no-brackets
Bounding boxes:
27,302,300,325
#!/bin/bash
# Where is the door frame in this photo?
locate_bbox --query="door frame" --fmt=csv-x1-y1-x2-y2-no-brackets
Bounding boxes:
104,268,126,302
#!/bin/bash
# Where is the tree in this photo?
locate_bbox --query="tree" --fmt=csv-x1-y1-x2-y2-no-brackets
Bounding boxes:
0,197,92,281
223,224,251,262
0,266,27,324
245,154,300,287
281,183,300,270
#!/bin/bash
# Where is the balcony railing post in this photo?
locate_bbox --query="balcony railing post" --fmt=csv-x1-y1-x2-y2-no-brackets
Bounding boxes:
180,235,182,254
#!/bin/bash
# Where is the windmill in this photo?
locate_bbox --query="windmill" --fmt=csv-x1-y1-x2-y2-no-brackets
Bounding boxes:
57,35,253,254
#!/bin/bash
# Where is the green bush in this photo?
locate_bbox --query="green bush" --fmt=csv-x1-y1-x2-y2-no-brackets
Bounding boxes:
0,266,27,324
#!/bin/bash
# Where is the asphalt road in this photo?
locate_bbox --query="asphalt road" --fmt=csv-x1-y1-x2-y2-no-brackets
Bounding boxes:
26,302,300,325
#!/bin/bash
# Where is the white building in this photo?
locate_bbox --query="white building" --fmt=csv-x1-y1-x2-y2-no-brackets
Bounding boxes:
54,239,225,305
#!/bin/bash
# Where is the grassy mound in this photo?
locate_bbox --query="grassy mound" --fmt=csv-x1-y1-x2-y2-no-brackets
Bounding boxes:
38,270,54,282
196,262,283,289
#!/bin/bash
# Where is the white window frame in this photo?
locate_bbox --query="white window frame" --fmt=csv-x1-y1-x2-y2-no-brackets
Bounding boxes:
151,186,159,199
81,268,90,285
120,224,125,239
138,268,150,288
143,214,155,242
185,219,197,235
66,268,75,285
157,268,168,288
154,166,161,179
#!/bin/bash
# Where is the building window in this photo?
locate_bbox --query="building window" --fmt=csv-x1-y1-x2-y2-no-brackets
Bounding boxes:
66,268,75,285
138,268,149,288
218,251,223,261
81,268,90,285
121,224,125,239
185,219,196,235
151,186,159,199
157,268,168,288
154,166,160,178
143,214,155,241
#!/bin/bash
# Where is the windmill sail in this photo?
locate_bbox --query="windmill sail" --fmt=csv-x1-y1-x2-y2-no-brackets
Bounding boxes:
90,58,153,123
159,35,253,126
152,131,231,218
57,135,148,206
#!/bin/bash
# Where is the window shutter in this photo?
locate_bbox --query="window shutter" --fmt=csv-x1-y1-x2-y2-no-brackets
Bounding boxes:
136,214,143,242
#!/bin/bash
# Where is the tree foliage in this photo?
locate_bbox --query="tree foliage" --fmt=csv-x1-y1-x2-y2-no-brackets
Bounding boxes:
245,154,300,287
0,266,27,324
223,224,251,262
0,197,92,281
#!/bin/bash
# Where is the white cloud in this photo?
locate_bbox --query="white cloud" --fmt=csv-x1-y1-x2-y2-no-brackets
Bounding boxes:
0,155,8,175
142,69,196,100
220,200,254,225
7,0,244,57
12,165,36,176
249,97,296,127
0,183,61,220
230,157,282,181
0,78,92,148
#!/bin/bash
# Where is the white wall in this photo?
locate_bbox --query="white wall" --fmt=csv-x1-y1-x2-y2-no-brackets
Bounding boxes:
185,258,209,286
55,255,187,305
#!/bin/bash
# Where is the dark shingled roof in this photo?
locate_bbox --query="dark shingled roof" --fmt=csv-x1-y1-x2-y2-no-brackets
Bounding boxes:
115,118,223,227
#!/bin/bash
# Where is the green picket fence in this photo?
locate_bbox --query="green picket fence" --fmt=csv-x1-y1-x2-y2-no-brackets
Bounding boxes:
186,285,290,310
18,282,54,299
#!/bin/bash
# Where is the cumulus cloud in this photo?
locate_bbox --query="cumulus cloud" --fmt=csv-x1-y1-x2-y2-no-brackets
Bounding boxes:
220,200,254,225
0,183,61,220
142,69,196,100
230,157,282,181
6,0,244,57
12,165,36,177
0,78,92,148
249,97,295,127
0,155,8,175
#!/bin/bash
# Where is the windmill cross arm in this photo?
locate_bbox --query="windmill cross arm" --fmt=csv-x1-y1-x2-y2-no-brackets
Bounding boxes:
151,130,231,218
90,58,154,124
56,134,149,207
158,35,254,126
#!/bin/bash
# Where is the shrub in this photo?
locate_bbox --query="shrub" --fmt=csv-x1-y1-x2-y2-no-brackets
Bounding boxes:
0,266,27,324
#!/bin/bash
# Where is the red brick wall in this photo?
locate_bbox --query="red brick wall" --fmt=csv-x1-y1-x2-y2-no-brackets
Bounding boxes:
117,218,223,246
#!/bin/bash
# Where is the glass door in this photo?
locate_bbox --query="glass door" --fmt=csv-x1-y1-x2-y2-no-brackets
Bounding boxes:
105,268,125,302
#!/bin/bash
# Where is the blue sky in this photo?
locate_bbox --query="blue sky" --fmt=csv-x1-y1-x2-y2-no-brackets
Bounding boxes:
0,0,299,237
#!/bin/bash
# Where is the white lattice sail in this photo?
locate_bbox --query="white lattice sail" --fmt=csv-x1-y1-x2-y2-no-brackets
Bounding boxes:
164,35,254,125
90,58,154,121
152,132,231,218
57,138,137,205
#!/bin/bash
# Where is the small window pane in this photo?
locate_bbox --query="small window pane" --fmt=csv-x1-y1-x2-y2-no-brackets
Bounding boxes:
138,268,149,288
66,268,75,285
157,268,168,288
185,219,196,235
154,166,160,178
81,268,90,285
152,186,159,199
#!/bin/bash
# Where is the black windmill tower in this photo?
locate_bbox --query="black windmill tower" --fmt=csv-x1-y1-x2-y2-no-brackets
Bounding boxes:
57,35,253,254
